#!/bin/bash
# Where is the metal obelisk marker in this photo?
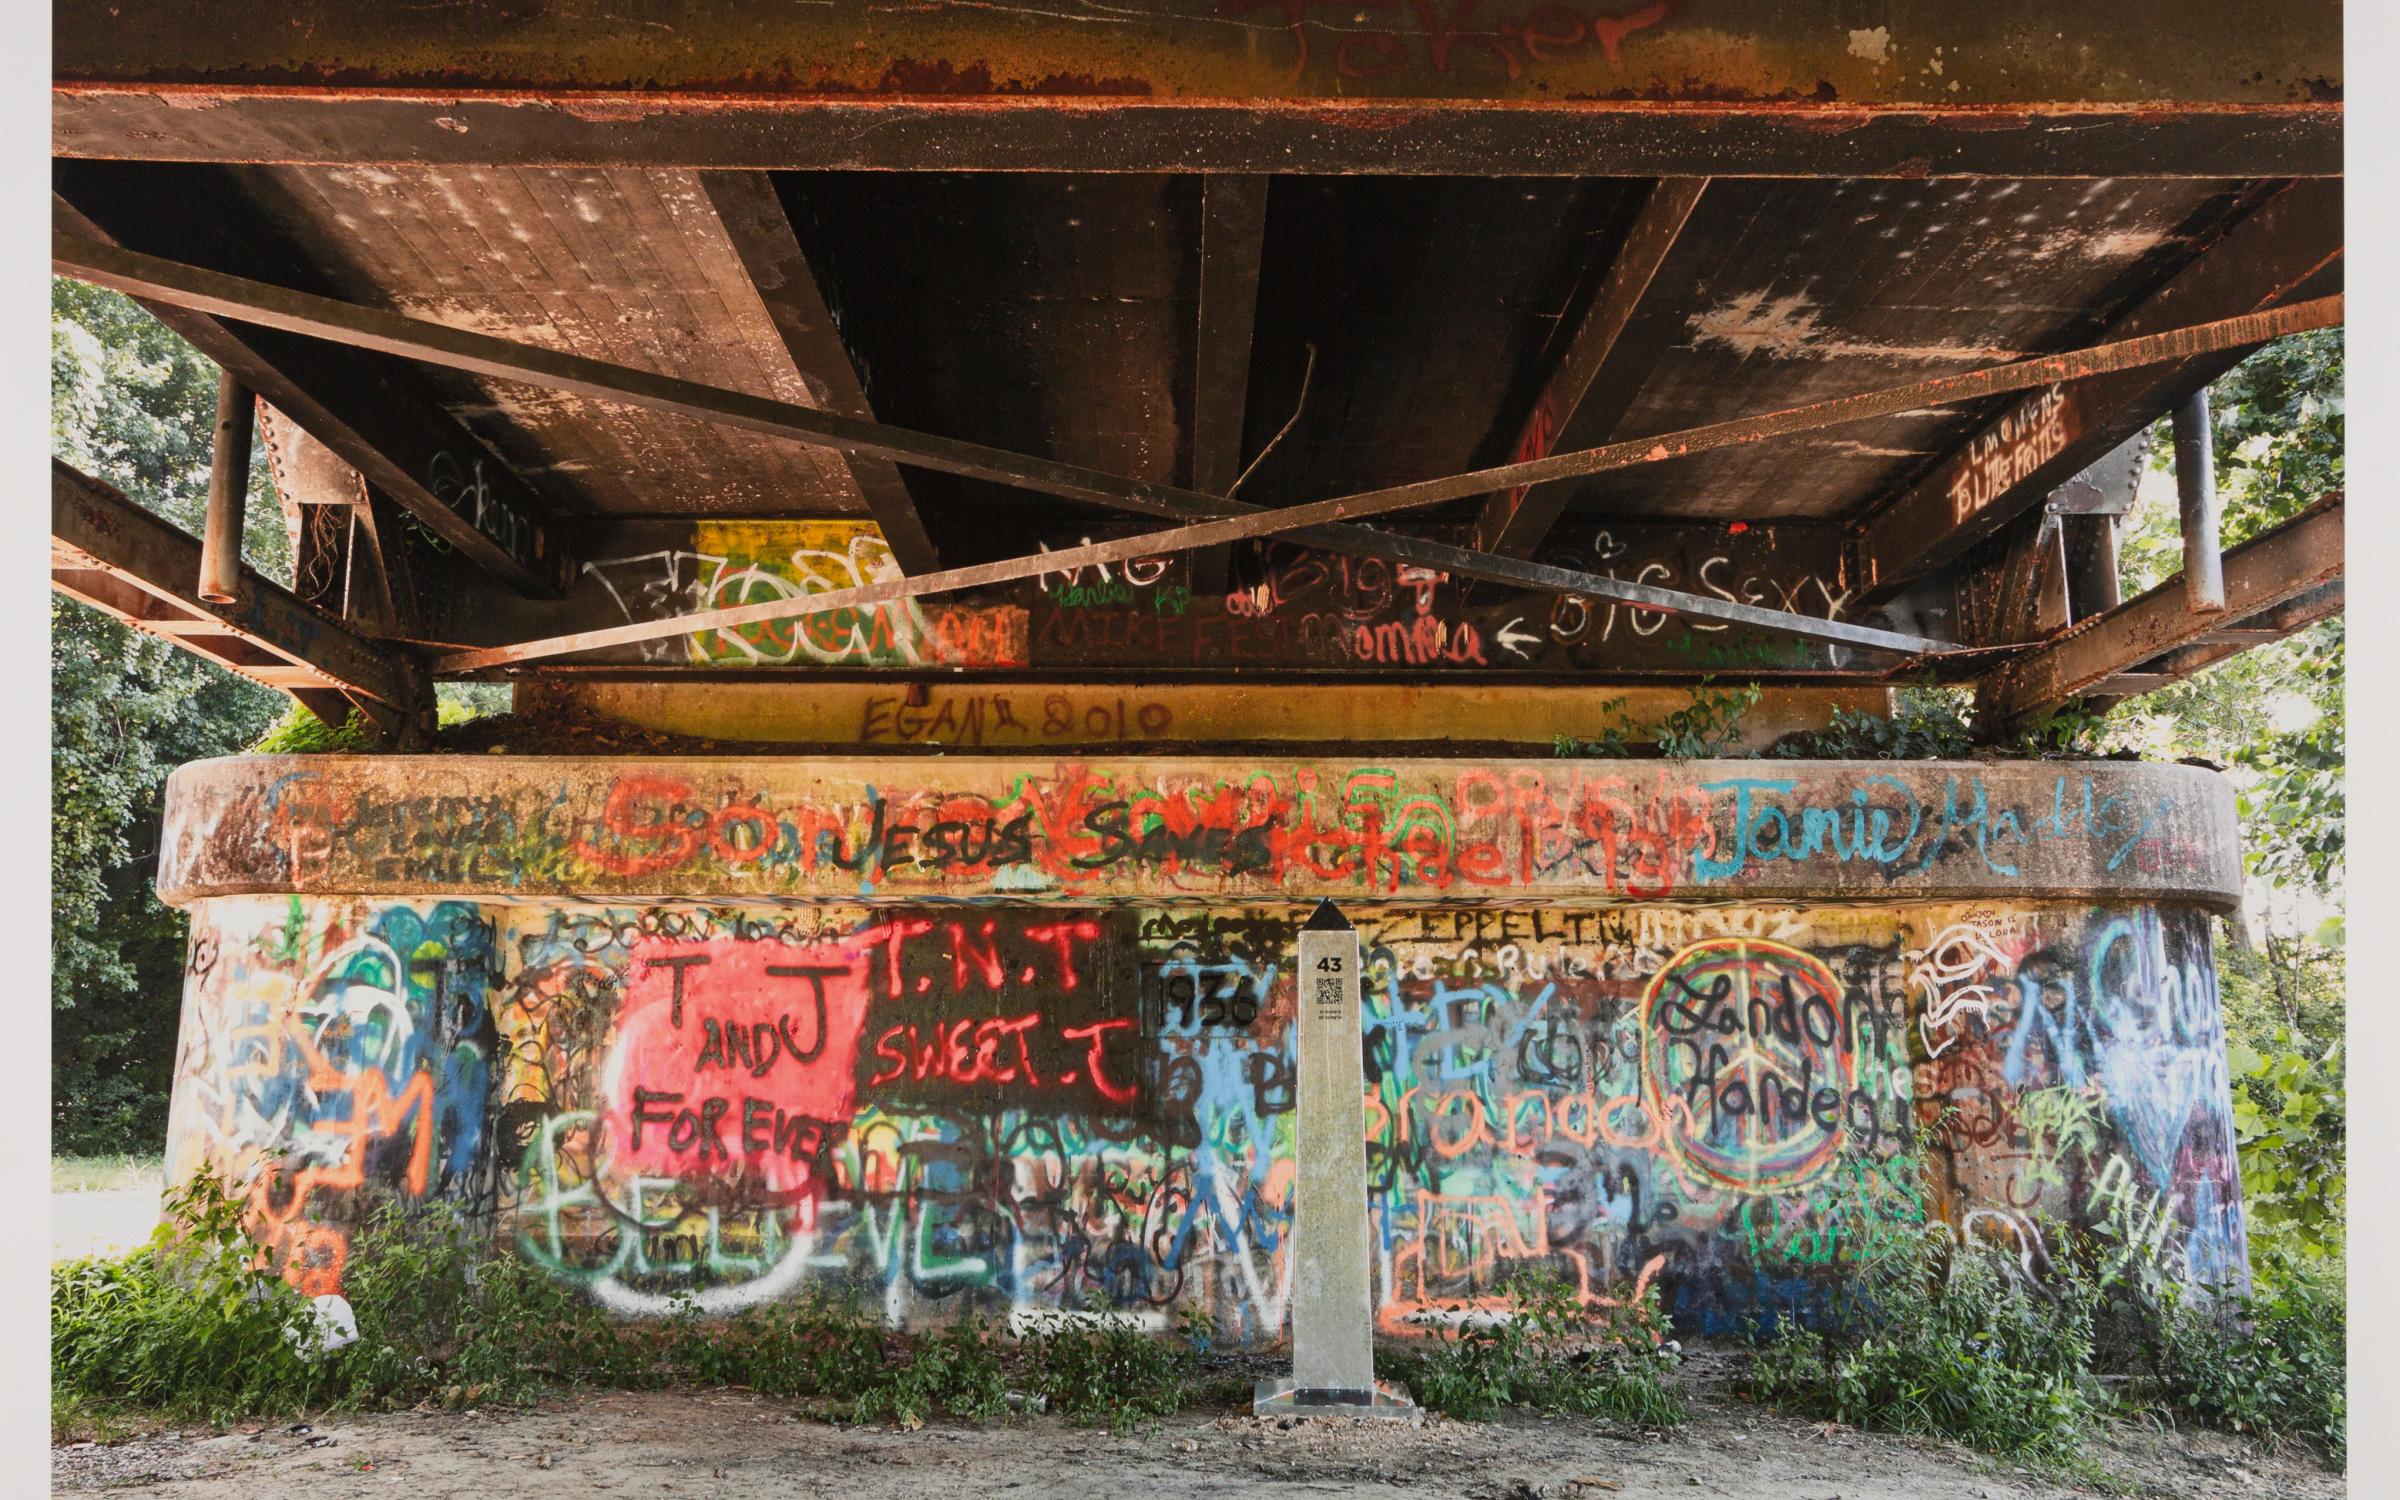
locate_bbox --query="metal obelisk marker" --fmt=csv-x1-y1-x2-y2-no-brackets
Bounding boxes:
1255,899,1419,1420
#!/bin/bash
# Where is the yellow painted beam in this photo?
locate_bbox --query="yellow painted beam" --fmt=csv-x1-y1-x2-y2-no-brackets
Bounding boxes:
531,681,1893,755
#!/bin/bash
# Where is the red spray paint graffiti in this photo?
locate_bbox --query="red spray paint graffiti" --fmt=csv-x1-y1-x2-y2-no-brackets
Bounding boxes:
602,935,874,1200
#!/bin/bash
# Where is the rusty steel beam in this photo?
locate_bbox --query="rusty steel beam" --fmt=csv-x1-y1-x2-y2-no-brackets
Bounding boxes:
55,230,2343,673
53,0,2340,176
57,225,1908,666
2082,583,2344,698
2114,583,2345,685
54,228,2344,549
434,515,1960,672
1266,297,2344,529
52,459,424,720
51,94,2343,179
54,164,577,597
1850,179,2344,603
1471,178,1708,560
1977,495,2344,727
1187,173,1270,596
696,171,943,576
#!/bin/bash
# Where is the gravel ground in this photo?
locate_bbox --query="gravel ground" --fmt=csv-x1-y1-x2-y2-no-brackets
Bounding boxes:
52,1357,2342,1500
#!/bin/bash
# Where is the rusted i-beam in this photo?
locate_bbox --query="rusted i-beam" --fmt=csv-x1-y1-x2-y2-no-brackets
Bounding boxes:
1977,493,2343,726
431,294,2338,671
54,232,2339,543
51,232,2340,671
50,230,1941,665
425,287,2332,669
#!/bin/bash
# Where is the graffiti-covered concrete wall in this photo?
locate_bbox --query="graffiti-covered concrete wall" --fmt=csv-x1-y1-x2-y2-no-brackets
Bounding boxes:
158,756,2248,1339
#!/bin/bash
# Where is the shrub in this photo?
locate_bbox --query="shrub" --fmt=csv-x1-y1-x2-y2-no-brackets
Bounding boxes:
2228,1030,2346,1263
2147,1253,2346,1464
1014,1309,1208,1432
1740,1225,2101,1467
850,1313,1010,1428
51,1172,333,1428
1381,1270,1686,1426
249,702,378,753
1768,684,1975,760
1553,680,1760,759
735,1292,891,1402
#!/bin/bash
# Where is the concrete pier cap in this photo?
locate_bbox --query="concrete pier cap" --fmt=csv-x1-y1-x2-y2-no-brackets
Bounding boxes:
156,753,2250,1338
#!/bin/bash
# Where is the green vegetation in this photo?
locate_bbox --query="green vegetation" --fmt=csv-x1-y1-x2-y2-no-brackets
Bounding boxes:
248,687,513,755
53,1153,165,1193
2148,1252,2346,1463
1378,1271,1686,1426
248,703,382,754
1739,1199,2346,1472
52,1175,1221,1440
2228,1031,2346,1264
1550,678,1760,758
1768,682,1975,760
1741,1220,2346,1473
54,1179,1687,1441
52,282,292,1156
1743,1228,2104,1468
1013,1310,1211,1431
53,1176,347,1430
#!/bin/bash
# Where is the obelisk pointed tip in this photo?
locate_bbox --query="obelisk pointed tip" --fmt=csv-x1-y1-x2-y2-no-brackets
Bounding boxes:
1302,898,1351,932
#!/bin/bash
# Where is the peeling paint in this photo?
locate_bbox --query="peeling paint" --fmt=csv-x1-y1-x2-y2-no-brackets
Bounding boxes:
1847,27,1891,64
1821,437,1931,460
1686,290,2023,365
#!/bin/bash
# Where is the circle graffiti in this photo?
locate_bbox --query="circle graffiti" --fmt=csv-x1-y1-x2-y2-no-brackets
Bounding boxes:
1641,937,1854,1191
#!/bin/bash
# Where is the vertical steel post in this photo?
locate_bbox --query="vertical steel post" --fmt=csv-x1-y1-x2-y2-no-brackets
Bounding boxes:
2173,389,2226,614
197,373,254,604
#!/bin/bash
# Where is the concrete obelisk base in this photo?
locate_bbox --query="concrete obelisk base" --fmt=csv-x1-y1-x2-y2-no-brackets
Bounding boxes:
1254,900,1420,1422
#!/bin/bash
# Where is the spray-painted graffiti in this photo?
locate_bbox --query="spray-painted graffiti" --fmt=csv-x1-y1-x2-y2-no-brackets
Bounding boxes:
165,898,498,1295
584,521,1028,669
429,518,1866,676
1944,386,2081,525
427,450,546,580
1223,0,1674,85
856,690,1177,748
1910,905,2248,1289
160,757,2234,909
168,895,2245,1336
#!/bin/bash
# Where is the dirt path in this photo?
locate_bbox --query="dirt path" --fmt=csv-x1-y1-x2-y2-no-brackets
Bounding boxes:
52,1371,2340,1500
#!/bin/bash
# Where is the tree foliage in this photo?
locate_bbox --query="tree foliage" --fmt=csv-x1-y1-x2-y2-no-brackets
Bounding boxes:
2117,328,2344,1269
52,280,290,1153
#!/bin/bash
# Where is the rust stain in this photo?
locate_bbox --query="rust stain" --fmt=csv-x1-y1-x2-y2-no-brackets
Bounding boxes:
875,58,1157,96
53,80,2348,121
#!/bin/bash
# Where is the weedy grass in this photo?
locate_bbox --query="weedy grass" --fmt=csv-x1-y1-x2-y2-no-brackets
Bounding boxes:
52,1176,1220,1439
50,1175,343,1431
1378,1270,1687,1426
1742,1230,2103,1469
1551,679,1762,760
2143,1250,2345,1465
51,1153,165,1193
1740,1216,2346,1475
1015,1309,1213,1432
